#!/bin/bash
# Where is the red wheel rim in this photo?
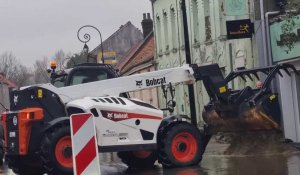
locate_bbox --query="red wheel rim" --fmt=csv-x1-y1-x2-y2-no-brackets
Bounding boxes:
55,136,73,168
132,150,152,159
171,132,198,163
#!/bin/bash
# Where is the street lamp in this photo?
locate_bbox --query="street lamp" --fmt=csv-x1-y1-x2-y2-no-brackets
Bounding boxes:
77,25,104,63
83,43,89,54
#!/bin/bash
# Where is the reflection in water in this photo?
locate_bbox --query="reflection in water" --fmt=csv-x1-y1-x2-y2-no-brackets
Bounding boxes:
0,163,12,175
287,155,300,175
0,153,299,175
162,166,207,175
125,165,206,175
201,154,300,175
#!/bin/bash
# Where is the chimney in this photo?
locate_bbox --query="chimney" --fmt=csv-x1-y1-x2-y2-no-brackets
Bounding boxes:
141,13,153,38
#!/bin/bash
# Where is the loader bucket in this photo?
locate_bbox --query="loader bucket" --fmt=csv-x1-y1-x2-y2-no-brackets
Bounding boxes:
203,102,281,134
194,63,298,134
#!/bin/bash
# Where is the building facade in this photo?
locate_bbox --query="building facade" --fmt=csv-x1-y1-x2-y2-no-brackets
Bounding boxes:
151,0,264,126
270,15,300,143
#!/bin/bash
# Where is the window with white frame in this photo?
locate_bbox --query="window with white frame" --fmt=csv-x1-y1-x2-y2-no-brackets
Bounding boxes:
203,0,211,41
192,0,200,43
156,15,162,54
179,3,184,48
163,11,169,51
170,6,178,50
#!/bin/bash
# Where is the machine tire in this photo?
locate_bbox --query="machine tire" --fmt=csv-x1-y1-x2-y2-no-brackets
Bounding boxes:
118,150,157,169
40,124,73,175
0,124,4,166
158,122,204,168
6,155,45,175
0,142,3,166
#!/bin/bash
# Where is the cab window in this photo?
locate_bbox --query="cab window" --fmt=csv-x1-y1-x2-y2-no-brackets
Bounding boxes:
52,75,67,87
69,70,109,86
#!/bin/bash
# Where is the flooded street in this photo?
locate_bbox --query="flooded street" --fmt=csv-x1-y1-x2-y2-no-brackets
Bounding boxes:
0,152,299,175
1,132,299,175
2,153,298,175
200,154,300,175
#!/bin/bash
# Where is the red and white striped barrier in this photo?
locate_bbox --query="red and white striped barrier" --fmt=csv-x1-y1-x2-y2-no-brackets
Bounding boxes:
70,113,101,175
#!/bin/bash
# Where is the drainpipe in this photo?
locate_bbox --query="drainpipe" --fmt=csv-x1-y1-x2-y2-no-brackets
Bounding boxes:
265,11,280,66
181,0,198,126
260,0,268,67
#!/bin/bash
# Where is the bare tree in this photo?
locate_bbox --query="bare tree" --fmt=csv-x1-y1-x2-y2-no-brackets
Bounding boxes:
0,52,18,78
54,50,66,71
0,52,31,87
13,65,32,86
33,57,50,84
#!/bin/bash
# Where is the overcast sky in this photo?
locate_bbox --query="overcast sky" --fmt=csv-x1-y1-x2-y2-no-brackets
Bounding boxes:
0,0,152,67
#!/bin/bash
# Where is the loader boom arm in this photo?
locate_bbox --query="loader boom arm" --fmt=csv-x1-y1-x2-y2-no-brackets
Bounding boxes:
27,63,296,105
36,65,195,103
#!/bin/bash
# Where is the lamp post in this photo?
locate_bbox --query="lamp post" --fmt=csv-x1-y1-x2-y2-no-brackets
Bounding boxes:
77,25,104,63
83,43,89,54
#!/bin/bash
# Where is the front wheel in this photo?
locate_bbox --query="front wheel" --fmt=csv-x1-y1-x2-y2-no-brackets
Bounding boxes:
158,122,204,168
40,124,73,175
118,150,157,169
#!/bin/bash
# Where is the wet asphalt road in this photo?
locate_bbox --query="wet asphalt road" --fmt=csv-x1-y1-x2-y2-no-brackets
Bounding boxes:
1,132,300,175
0,152,299,175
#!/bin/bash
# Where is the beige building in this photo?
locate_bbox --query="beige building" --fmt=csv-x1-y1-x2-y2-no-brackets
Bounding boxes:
151,0,261,125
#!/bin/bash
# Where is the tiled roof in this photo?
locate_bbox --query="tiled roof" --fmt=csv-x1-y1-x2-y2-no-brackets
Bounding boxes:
117,32,154,75
89,21,143,61
90,21,133,54
115,42,141,70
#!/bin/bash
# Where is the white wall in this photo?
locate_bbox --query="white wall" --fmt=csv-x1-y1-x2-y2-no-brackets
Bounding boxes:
279,59,300,142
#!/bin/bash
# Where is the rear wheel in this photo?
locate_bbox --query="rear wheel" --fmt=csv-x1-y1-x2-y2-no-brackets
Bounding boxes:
6,155,45,175
40,124,73,175
158,122,204,168
0,142,3,166
0,124,4,165
118,150,157,169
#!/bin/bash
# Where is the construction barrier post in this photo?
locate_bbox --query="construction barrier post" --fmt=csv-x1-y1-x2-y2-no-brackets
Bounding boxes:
70,113,101,175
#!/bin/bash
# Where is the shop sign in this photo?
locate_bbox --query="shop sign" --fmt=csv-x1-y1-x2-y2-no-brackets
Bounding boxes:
226,19,254,40
97,51,117,64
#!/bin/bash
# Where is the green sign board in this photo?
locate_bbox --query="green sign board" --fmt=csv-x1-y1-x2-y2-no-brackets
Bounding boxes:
270,15,300,62
225,0,247,16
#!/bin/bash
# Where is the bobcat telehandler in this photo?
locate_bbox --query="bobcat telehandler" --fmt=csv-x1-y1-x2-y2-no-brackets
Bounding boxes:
1,62,296,175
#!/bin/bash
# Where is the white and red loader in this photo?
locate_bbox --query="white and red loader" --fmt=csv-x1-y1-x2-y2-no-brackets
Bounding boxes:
1,62,294,175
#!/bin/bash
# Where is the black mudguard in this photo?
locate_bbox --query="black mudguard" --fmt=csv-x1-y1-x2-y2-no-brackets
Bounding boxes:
42,117,70,133
158,115,191,133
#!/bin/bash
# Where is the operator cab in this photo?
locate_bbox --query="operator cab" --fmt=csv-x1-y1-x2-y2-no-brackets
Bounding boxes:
65,63,118,86
50,63,119,87
50,62,129,98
